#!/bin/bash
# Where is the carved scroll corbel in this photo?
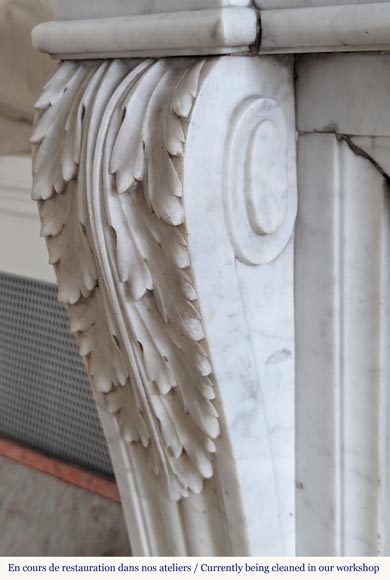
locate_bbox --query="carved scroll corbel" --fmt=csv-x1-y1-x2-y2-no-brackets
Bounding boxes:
32,55,297,556
32,58,220,501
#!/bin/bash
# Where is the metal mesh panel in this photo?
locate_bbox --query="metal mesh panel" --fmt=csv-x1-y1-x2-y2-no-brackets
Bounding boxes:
0,271,114,479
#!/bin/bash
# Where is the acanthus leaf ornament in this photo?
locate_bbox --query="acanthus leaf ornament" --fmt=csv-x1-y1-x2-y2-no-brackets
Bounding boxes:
31,58,220,500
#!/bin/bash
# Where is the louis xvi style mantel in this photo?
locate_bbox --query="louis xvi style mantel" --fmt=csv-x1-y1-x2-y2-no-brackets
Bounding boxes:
30,0,390,557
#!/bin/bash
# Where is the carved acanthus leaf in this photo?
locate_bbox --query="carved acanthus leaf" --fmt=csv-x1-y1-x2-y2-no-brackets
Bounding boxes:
69,290,129,393
32,58,219,499
39,182,98,304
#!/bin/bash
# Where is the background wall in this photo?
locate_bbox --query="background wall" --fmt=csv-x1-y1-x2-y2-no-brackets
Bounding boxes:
0,0,54,155
0,2,131,556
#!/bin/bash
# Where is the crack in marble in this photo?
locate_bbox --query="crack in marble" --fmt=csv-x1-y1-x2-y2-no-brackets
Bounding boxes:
299,129,390,184
336,134,390,185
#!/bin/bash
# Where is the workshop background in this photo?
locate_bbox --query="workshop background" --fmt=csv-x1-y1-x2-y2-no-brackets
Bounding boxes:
0,0,131,556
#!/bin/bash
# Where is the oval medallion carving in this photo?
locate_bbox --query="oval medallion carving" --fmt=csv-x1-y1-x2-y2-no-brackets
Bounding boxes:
224,96,294,265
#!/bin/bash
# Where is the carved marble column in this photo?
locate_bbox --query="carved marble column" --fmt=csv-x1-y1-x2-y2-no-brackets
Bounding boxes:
30,0,390,557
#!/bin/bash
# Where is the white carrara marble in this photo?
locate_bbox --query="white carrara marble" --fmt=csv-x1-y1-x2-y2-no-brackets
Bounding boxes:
295,53,390,556
29,0,390,559
55,0,251,20
34,0,390,58
32,9,258,59
184,56,297,555
260,2,390,53
297,54,390,135
31,54,296,556
296,134,388,556
257,0,388,7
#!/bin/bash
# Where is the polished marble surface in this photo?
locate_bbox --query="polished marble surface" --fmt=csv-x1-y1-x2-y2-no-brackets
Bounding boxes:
55,0,250,20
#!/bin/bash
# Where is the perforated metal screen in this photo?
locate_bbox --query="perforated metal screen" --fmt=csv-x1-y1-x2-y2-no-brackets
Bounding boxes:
0,272,114,479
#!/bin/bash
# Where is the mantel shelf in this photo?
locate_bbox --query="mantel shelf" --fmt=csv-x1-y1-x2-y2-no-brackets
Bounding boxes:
33,2,390,59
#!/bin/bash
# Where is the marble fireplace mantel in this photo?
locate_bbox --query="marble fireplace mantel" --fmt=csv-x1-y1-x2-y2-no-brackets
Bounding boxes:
33,1,390,57
30,0,390,557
